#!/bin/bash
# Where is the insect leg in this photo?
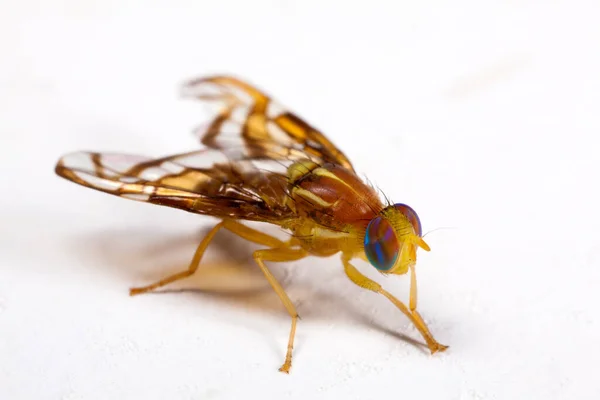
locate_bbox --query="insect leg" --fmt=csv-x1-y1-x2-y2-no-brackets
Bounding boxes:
407,263,446,352
341,255,448,354
220,219,286,248
129,219,288,296
252,247,308,374
129,221,226,295
129,218,306,372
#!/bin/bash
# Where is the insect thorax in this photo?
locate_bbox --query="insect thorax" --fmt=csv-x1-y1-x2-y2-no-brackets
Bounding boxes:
284,159,384,256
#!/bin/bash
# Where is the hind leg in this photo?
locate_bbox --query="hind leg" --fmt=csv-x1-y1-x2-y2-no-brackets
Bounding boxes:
129,219,286,295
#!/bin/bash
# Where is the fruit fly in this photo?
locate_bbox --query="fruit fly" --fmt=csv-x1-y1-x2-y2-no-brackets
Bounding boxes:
55,75,448,373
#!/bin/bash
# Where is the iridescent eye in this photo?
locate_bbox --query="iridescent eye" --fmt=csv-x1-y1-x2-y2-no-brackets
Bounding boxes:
394,203,422,236
364,216,400,271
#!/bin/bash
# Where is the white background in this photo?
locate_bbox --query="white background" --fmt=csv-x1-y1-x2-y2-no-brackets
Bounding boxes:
2,1,599,399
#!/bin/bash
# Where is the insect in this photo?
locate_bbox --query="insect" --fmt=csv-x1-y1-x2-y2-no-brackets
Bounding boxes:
55,75,448,373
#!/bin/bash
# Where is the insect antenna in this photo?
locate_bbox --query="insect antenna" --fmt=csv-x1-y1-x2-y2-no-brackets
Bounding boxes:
421,226,457,238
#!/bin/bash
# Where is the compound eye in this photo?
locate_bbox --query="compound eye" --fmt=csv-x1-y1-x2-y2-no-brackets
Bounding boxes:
364,216,400,271
394,203,422,236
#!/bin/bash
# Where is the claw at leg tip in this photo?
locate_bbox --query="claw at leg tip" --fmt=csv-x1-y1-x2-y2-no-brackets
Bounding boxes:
430,344,449,354
278,365,291,374
129,287,145,296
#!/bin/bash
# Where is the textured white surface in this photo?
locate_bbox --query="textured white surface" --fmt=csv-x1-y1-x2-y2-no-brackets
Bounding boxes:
2,1,600,399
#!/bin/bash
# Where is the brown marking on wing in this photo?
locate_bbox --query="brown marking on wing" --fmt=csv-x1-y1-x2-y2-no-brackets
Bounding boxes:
181,75,355,170
55,151,295,223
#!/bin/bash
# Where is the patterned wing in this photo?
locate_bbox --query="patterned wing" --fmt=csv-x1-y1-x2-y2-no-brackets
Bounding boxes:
55,150,295,223
181,75,355,171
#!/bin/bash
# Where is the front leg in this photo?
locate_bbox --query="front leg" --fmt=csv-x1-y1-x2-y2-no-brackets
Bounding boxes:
408,264,448,353
342,254,448,354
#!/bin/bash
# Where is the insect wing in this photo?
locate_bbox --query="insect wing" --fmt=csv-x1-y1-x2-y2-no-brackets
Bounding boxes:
55,150,294,222
55,75,356,222
182,75,355,171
